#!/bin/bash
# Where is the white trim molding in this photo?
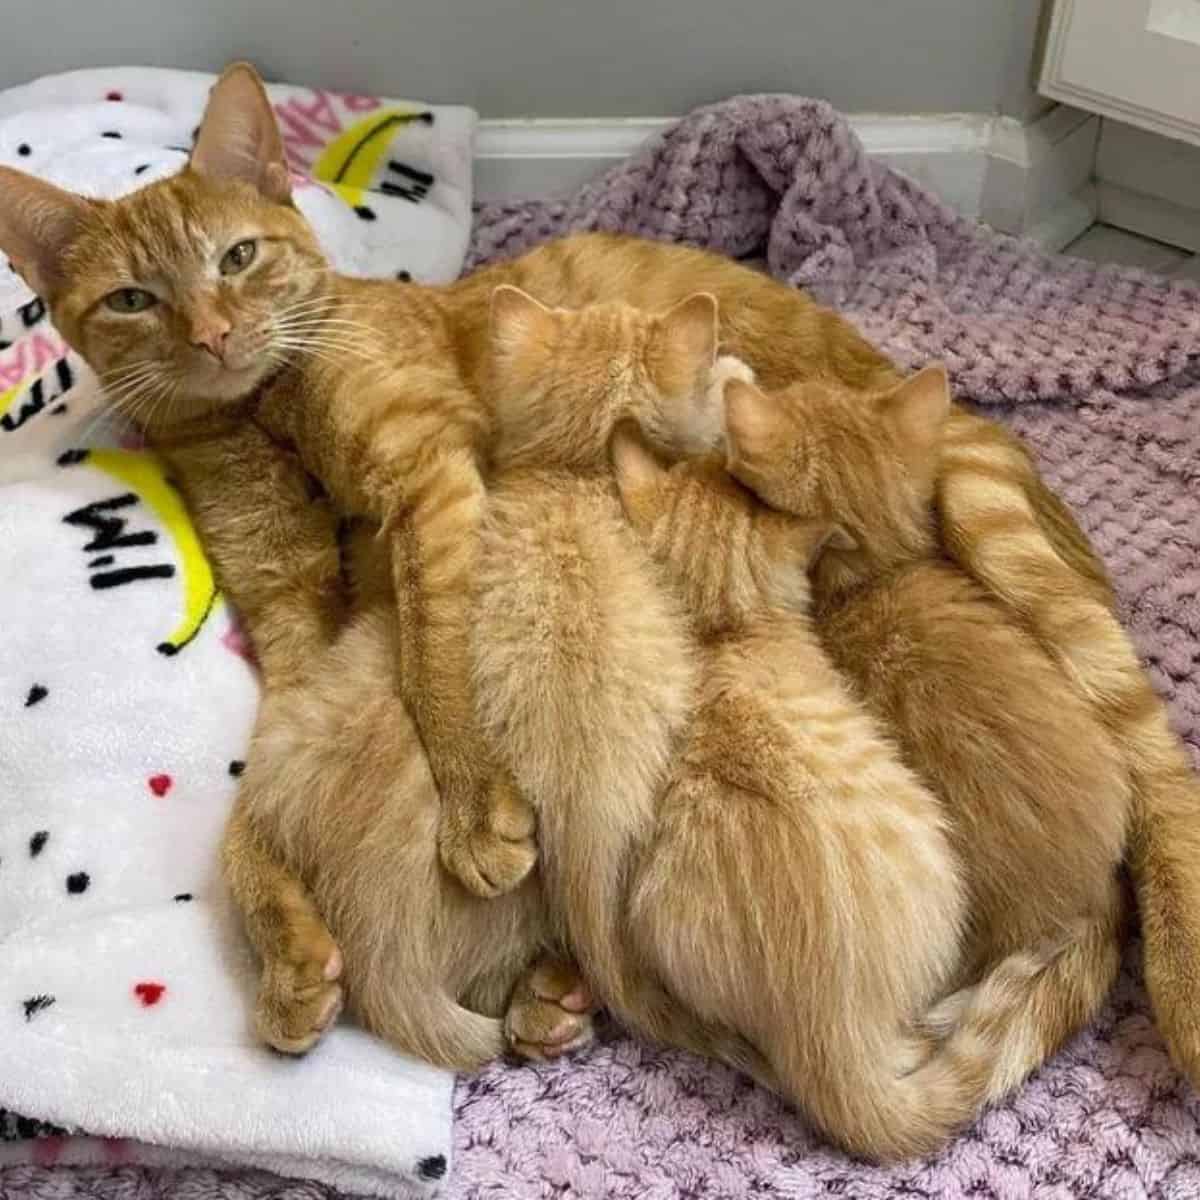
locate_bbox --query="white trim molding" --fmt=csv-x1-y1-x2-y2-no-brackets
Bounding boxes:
473,106,1098,252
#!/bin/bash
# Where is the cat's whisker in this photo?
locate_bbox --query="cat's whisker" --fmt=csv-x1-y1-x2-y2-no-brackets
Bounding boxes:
269,333,390,369
74,403,136,448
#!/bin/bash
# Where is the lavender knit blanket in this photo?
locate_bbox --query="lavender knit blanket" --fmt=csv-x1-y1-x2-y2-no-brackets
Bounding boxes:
6,95,1200,1200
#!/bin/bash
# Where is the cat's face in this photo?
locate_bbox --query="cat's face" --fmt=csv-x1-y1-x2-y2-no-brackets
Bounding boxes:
721,366,951,588
610,427,840,633
0,63,329,429
487,285,724,471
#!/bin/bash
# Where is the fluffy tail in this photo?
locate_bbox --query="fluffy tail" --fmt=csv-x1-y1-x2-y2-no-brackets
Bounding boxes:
937,410,1200,1087
796,908,1122,1161
368,987,506,1072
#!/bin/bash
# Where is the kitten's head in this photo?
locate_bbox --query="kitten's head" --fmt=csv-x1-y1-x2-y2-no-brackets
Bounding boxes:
487,284,726,471
0,63,329,430
610,424,846,635
720,365,951,592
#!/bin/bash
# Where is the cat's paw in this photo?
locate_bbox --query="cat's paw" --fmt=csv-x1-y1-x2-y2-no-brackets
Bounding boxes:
439,772,538,898
254,913,344,1055
505,959,596,1062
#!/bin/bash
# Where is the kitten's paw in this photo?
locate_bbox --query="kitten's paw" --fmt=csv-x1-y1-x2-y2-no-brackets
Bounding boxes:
505,959,596,1062
439,772,537,898
255,914,344,1055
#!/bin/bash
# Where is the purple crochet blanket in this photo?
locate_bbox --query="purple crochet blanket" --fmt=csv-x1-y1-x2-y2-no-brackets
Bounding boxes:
5,95,1200,1200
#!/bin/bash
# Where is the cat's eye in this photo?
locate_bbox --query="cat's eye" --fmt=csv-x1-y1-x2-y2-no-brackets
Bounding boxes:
220,239,258,275
104,288,158,314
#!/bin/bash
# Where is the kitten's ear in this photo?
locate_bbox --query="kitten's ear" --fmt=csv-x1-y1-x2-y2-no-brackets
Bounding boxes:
657,292,718,367
806,523,857,565
0,167,92,298
878,364,951,449
723,377,787,469
610,421,669,534
190,62,291,203
489,285,555,355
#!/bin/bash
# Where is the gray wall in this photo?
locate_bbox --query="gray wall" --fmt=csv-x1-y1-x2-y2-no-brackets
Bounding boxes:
0,0,1049,119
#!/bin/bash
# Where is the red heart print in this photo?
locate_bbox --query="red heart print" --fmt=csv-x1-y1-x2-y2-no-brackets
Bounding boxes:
148,774,172,797
134,982,165,1007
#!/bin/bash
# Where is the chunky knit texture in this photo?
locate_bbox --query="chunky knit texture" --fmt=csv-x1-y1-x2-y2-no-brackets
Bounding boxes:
4,93,1199,1200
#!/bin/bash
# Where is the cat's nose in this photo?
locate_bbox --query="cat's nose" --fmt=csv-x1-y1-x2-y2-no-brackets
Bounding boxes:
190,320,232,362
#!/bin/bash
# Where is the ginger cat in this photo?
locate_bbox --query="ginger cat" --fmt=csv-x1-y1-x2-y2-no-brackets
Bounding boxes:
715,365,1133,1083
471,286,712,1004
2,59,1199,1095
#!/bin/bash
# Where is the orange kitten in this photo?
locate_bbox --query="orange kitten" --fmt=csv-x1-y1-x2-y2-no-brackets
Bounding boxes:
718,365,1132,1087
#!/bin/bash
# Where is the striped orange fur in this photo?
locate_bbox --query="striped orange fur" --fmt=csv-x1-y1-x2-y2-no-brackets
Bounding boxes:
2,59,1197,1113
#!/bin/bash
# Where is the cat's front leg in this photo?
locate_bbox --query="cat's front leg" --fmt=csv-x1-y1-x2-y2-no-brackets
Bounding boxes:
387,444,539,898
222,798,345,1054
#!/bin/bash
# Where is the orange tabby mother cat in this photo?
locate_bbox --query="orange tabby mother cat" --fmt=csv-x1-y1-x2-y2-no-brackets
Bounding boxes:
1,60,1199,1093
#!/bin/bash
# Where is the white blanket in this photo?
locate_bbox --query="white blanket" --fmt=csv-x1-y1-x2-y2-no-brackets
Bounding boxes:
0,66,477,1199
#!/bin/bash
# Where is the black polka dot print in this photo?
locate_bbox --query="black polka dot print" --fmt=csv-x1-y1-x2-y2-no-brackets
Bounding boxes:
22,995,54,1022
65,871,90,895
101,131,122,140
28,831,48,857
24,684,47,707
173,892,193,902
16,144,30,157
354,205,377,221
417,1155,446,1180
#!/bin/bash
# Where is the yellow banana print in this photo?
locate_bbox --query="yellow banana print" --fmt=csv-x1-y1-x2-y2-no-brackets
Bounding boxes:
312,108,432,209
78,448,219,656
0,374,23,418
0,355,73,432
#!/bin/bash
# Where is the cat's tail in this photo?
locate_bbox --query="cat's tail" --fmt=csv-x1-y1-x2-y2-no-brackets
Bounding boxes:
937,409,1200,1089
368,987,506,1073
796,904,1122,1161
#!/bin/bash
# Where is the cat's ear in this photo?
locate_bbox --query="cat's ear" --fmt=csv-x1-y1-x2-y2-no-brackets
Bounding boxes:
489,285,555,355
805,523,856,564
878,364,951,449
656,292,718,367
0,167,92,298
723,377,788,470
190,62,291,204
610,421,669,534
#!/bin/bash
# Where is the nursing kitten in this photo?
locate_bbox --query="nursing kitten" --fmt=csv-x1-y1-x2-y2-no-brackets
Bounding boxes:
717,366,1132,1083
606,429,1076,1159
2,58,1198,1087
471,286,714,1004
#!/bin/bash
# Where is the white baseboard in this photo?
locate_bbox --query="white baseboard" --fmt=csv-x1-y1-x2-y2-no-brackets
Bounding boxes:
473,105,1099,252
